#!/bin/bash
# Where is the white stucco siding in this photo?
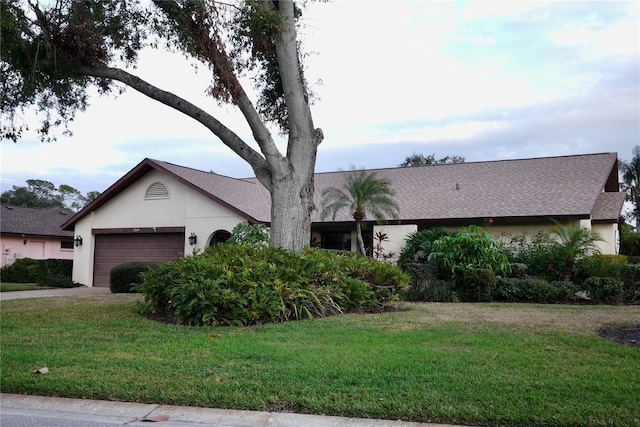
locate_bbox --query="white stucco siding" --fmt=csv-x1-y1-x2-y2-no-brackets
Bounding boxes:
91,171,187,229
592,223,618,255
71,171,249,286
373,224,418,263
183,187,247,254
483,222,618,255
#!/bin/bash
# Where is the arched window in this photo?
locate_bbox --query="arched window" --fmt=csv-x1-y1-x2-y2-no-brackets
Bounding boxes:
145,182,170,200
209,230,231,246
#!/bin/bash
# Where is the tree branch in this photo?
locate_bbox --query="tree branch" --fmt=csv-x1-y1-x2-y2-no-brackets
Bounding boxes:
78,64,274,189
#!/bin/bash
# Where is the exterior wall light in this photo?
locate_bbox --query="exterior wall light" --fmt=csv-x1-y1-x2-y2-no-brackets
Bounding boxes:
74,236,83,247
189,233,197,246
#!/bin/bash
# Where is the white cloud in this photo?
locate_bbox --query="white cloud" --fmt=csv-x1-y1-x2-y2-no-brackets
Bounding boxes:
1,0,638,195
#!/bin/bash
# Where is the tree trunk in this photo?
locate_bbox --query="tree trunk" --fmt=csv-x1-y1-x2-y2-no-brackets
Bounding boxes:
268,170,315,253
564,257,575,282
355,221,366,256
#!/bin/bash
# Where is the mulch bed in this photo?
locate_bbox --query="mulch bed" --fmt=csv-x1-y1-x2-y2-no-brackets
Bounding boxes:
599,326,640,348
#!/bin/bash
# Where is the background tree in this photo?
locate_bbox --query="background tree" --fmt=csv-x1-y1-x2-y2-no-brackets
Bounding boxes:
0,179,100,210
320,169,399,256
620,145,640,229
618,219,640,256
399,152,465,167
550,219,603,282
1,0,323,252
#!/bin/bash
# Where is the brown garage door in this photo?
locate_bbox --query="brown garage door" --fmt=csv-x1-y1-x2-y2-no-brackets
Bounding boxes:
93,233,184,287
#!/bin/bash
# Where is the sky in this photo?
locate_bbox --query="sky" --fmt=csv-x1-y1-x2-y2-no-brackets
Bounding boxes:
1,0,639,197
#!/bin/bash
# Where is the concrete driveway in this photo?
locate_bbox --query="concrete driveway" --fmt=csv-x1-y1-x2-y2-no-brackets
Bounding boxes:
0,286,110,301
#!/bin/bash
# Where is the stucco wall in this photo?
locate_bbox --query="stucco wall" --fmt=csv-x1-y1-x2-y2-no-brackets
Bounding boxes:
1,235,73,268
373,224,418,263
478,221,618,255
72,170,247,286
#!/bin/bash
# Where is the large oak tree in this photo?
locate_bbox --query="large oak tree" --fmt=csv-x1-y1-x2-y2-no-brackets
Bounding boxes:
1,0,323,252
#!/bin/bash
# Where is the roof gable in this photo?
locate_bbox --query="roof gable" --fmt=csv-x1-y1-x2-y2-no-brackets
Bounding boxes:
62,158,270,230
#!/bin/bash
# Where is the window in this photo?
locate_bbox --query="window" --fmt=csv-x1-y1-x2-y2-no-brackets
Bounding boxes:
209,230,231,246
61,240,74,250
145,182,170,200
321,231,351,251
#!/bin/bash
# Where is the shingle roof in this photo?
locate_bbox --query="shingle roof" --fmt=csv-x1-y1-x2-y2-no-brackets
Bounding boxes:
62,152,624,230
591,192,626,222
1,205,75,237
310,152,621,223
154,160,271,222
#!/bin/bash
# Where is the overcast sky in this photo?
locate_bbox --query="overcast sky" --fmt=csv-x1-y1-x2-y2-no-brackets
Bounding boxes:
1,0,638,196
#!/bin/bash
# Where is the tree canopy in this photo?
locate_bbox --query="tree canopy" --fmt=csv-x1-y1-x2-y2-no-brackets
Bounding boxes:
0,179,100,210
399,152,465,167
1,0,323,251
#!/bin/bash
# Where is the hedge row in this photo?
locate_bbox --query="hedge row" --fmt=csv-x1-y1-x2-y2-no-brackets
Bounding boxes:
0,258,76,287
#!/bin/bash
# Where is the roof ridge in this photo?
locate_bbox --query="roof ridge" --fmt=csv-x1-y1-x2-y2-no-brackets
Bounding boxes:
150,158,259,184
311,152,617,176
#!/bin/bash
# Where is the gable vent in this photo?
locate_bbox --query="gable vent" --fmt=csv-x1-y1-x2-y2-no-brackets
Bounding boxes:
145,182,170,200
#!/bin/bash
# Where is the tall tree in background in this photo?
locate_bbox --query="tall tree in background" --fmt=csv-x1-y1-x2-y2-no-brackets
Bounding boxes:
1,0,323,252
0,179,99,210
321,169,399,256
620,145,640,228
399,152,465,167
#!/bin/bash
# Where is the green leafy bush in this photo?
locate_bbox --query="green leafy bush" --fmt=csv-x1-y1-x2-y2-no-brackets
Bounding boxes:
136,244,409,326
398,228,450,268
429,226,511,279
494,277,578,303
503,231,567,281
621,264,640,303
455,268,496,302
508,263,528,278
574,254,627,286
110,261,158,293
582,277,624,304
228,222,270,245
0,258,74,287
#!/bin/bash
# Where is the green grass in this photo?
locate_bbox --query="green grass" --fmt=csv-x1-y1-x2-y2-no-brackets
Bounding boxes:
0,282,53,292
1,295,639,426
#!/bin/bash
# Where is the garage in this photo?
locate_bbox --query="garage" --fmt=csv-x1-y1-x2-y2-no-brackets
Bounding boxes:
93,232,185,287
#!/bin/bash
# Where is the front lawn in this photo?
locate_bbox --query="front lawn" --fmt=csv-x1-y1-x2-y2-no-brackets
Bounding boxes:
0,282,53,292
1,295,638,426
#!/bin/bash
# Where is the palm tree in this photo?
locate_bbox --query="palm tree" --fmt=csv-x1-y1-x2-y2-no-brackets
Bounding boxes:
621,145,640,228
550,219,604,281
321,169,399,256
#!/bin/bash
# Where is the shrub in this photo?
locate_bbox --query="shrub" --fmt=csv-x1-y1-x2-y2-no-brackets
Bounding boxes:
574,254,627,287
581,277,624,304
430,226,511,279
628,256,640,265
503,231,566,281
398,228,450,268
0,258,74,287
621,264,640,303
110,261,158,293
137,244,409,326
494,277,577,303
401,263,454,302
228,222,270,245
509,263,528,278
0,258,43,283
455,268,496,302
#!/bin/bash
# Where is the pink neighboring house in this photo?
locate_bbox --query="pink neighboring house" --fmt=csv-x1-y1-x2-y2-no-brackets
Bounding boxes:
0,205,75,268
